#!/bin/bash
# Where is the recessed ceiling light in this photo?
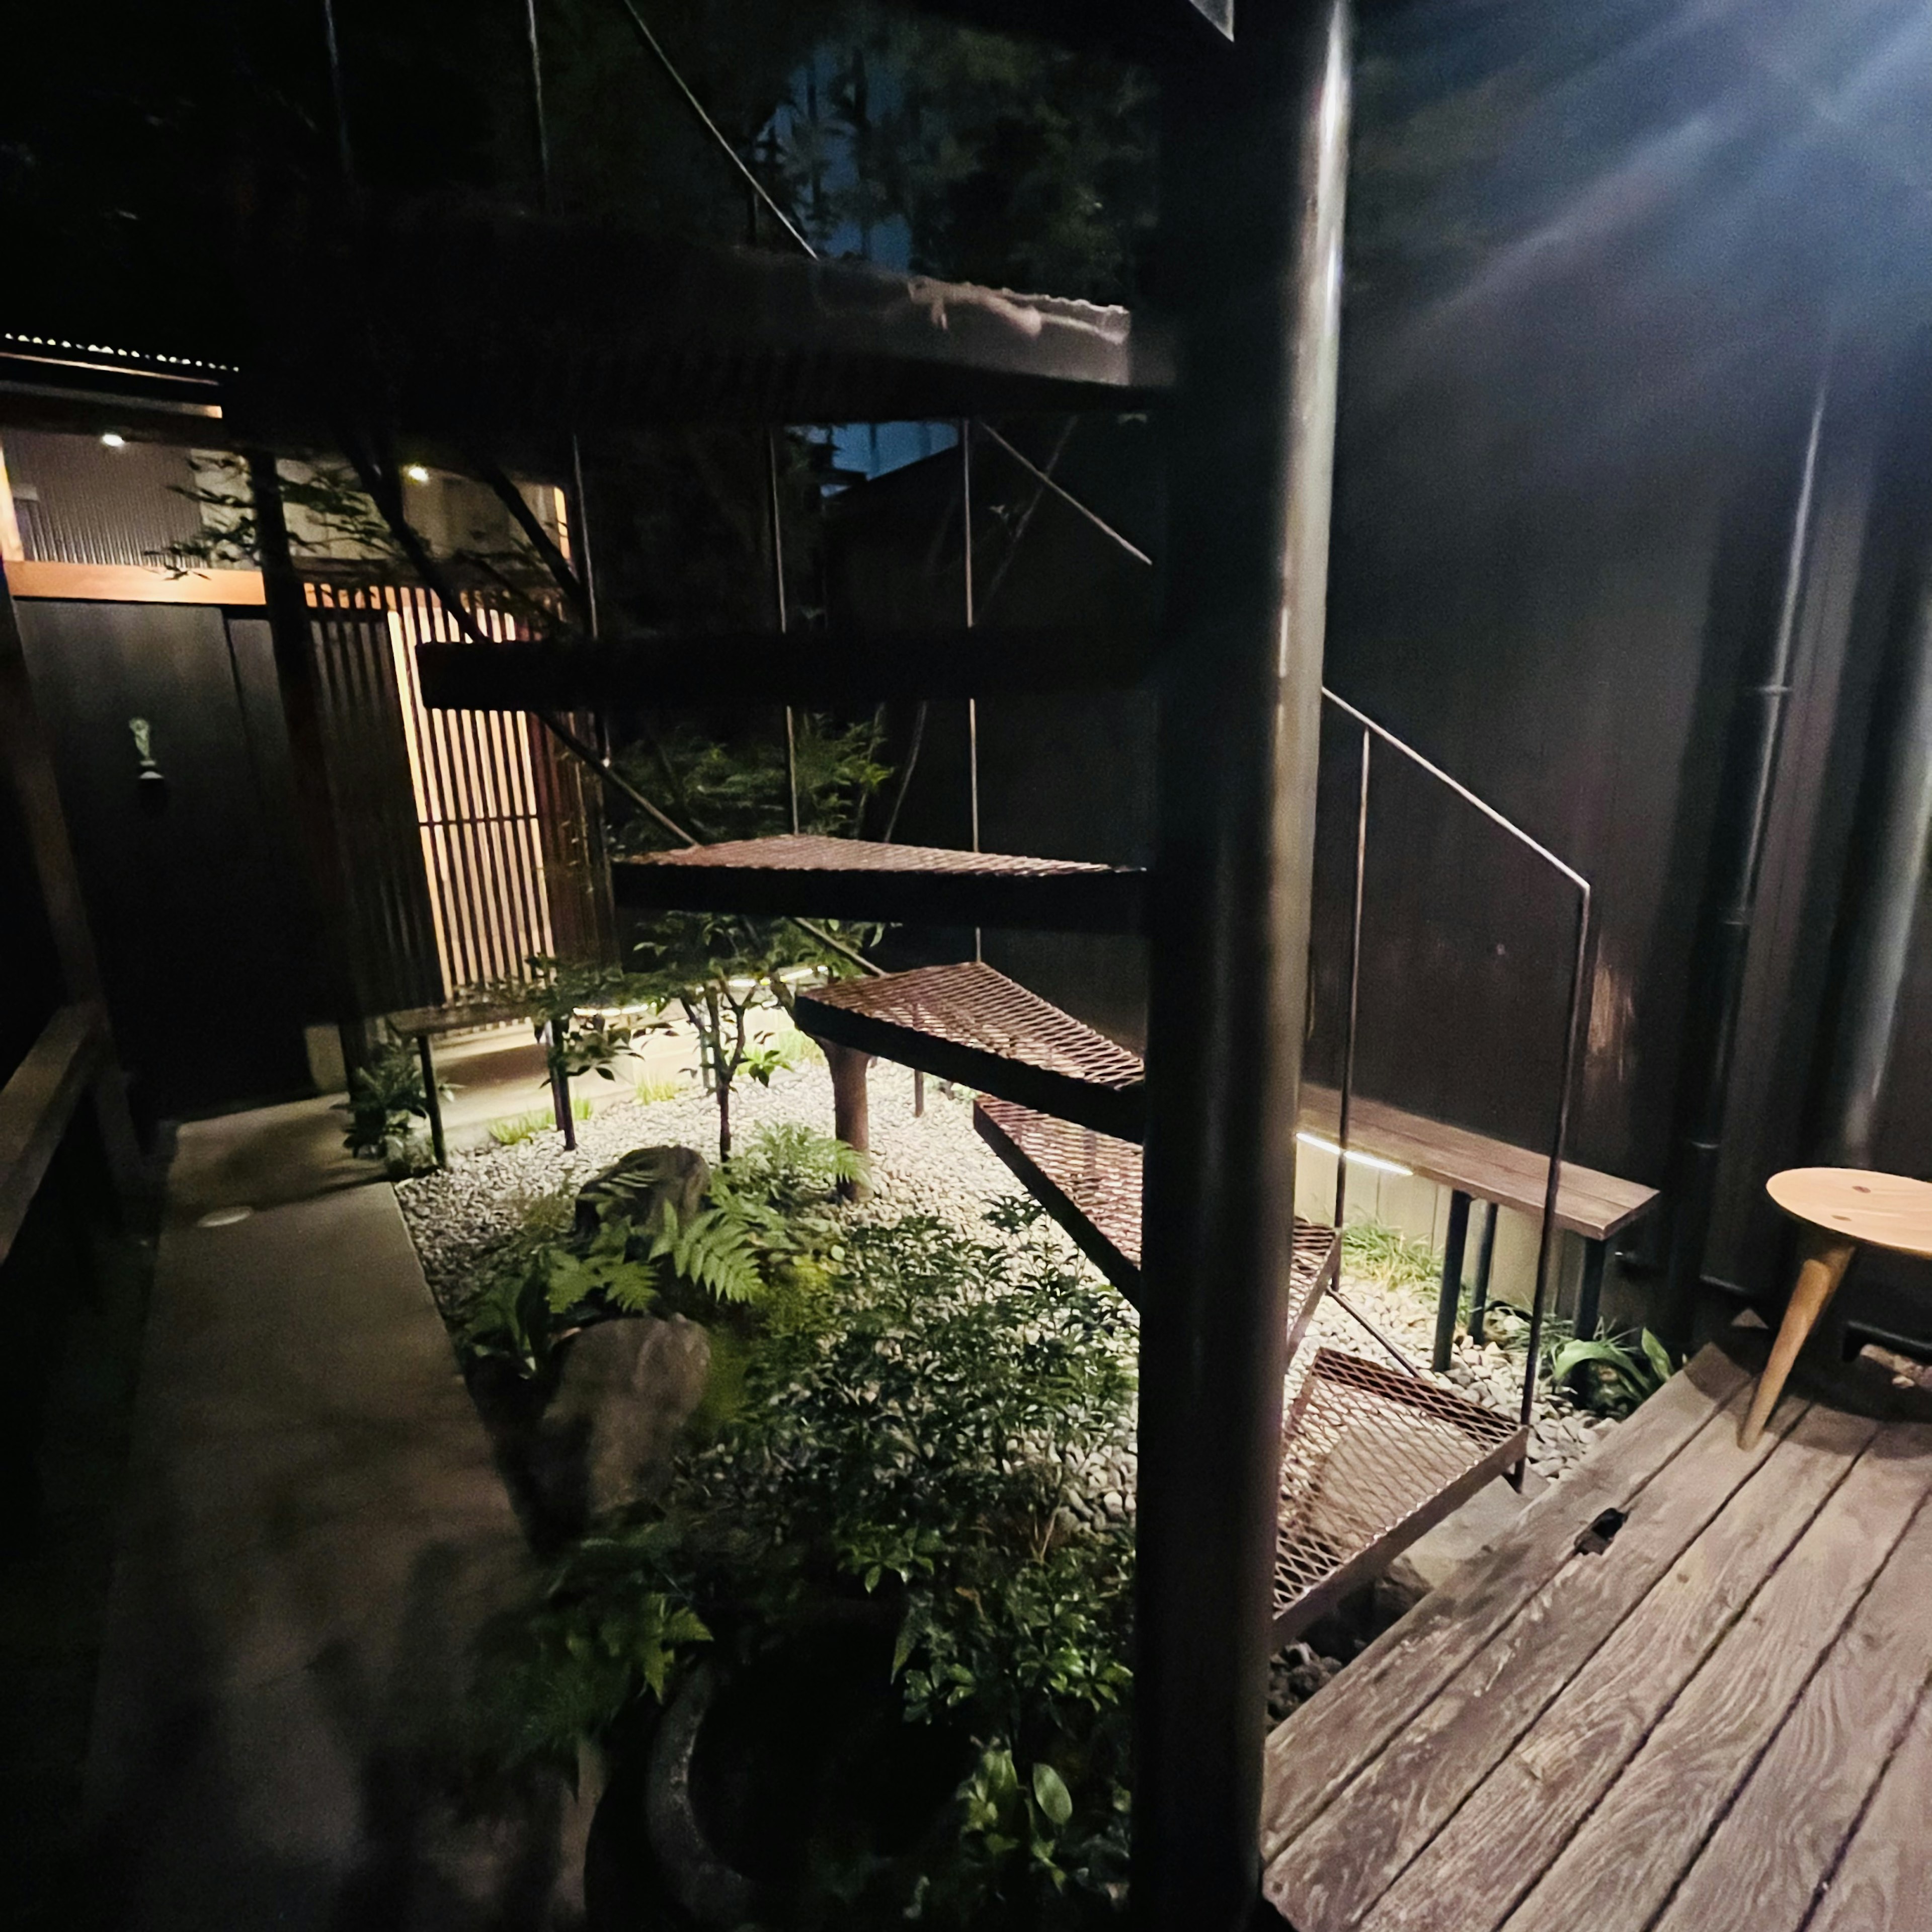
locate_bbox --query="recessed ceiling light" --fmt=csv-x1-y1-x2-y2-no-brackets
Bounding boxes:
101,432,126,448
405,463,431,484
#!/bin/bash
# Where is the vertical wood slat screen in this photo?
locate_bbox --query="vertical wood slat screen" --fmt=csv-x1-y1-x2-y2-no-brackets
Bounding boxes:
305,583,446,1015
384,587,558,997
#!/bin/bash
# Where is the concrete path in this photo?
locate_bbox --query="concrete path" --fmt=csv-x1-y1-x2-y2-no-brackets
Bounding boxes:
84,1105,582,1931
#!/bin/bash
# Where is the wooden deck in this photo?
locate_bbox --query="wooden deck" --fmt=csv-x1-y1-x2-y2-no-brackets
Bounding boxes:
1260,1335,1932,1932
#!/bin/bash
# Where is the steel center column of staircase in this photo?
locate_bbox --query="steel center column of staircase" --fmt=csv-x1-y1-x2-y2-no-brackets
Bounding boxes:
1134,5,1352,1929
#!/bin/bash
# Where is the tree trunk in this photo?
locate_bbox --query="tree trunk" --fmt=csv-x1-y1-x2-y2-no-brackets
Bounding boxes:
821,1041,872,1200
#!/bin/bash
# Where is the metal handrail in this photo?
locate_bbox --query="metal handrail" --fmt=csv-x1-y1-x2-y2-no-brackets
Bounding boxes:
1321,688,1592,1477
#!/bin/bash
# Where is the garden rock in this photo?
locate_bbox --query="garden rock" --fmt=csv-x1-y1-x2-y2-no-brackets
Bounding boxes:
573,1145,709,1242
528,1314,711,1531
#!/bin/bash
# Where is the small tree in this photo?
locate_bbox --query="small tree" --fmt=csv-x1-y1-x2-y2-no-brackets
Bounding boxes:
627,913,863,1162
477,956,667,1150
610,714,889,1162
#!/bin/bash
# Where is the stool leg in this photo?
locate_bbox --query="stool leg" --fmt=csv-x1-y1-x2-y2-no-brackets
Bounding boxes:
1739,1235,1857,1448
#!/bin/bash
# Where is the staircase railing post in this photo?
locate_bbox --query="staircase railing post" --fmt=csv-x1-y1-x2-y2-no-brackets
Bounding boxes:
1135,3,1352,1927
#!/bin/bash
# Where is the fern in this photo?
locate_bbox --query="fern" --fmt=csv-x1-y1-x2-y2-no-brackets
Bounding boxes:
645,1200,767,1306
729,1121,868,1212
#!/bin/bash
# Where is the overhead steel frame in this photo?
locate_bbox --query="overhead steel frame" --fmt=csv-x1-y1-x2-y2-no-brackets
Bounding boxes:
1134,3,1352,1925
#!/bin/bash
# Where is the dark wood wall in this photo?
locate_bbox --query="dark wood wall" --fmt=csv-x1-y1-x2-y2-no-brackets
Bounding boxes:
15,601,319,1124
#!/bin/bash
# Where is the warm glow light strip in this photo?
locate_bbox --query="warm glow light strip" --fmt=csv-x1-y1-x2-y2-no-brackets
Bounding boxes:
1296,1131,1413,1178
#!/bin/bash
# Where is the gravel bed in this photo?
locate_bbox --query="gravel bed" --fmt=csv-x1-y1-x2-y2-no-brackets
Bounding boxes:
396,1059,1077,1321
396,1059,1613,1495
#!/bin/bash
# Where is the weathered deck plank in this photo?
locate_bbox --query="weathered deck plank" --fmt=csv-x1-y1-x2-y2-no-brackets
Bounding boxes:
1805,1662,1932,1932
1261,1380,1812,1932
1341,1401,1880,1932
1497,1420,1932,1932
1652,1487,1932,1932
1258,1343,1753,1864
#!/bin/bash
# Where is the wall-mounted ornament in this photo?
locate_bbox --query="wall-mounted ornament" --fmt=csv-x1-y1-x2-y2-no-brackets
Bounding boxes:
129,716,168,810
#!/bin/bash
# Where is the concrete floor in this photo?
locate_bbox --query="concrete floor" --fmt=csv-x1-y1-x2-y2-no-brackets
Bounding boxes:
82,1101,585,1931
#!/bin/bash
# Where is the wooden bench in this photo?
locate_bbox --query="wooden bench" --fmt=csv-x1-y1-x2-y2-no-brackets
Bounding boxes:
385,998,530,1167
1299,1084,1660,1363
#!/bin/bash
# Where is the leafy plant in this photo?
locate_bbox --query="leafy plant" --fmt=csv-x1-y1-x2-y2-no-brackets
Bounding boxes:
344,1037,446,1174
457,1124,859,1375
474,1518,711,1780
488,1096,594,1146
1551,1328,1674,1417
163,454,575,635
609,714,890,852
1340,1218,1440,1294
472,955,667,1144
476,1197,1139,1926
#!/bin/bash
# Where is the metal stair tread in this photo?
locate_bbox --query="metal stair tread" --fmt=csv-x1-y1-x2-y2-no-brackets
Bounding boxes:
1271,1348,1528,1643
964,1098,1515,1636
613,835,1146,934
795,961,1145,1140
972,1097,1338,1329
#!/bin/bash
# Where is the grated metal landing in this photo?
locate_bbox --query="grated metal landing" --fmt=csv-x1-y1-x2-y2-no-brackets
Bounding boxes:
797,961,1146,1140
1271,1349,1527,1644
612,834,1146,933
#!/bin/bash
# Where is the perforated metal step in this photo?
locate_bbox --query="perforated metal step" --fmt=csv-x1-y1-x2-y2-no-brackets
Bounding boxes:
796,961,1146,1141
972,1098,1339,1336
612,834,1146,934
1271,1349,1528,1644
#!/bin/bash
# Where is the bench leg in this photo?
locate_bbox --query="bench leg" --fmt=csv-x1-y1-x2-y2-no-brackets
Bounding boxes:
1739,1233,1858,1449
1433,1190,1472,1371
416,1032,446,1169
1467,1201,1498,1345
1576,1238,1607,1342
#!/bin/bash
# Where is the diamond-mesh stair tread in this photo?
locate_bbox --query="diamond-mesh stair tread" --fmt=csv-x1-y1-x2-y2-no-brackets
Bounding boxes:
796,962,1146,1140
972,1097,1338,1335
638,835,1123,878
613,836,1146,933
1272,1348,1527,1643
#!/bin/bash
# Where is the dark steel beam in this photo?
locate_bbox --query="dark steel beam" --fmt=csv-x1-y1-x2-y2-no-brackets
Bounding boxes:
414,625,1149,710
1132,2,1351,1925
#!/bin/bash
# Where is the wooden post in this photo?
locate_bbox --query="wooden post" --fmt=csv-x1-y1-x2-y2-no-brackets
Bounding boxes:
821,1040,872,1200
248,452,366,1082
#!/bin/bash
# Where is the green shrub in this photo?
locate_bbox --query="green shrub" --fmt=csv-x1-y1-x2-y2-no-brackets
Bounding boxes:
1340,1218,1439,1293
487,1097,593,1146
1552,1328,1674,1416
345,1038,444,1174
475,1196,1138,1927
457,1124,858,1376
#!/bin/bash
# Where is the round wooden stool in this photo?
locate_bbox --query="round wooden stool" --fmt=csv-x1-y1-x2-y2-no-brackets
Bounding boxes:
1739,1167,1932,1447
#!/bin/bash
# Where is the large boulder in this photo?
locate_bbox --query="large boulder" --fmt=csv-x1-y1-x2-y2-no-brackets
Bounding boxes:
574,1145,709,1242
527,1314,711,1532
